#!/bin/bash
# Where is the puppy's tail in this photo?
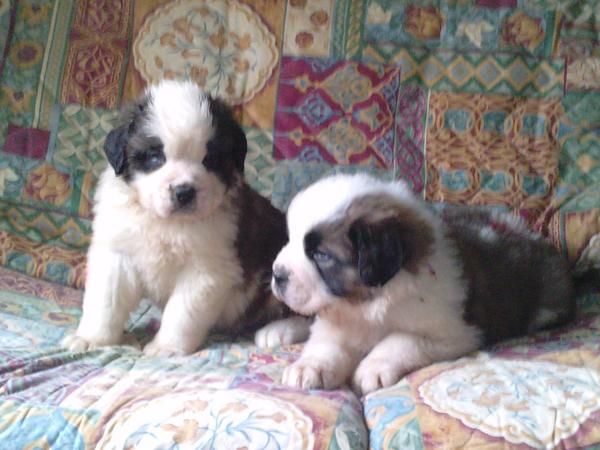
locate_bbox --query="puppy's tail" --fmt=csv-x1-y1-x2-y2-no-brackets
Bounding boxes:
573,267,600,297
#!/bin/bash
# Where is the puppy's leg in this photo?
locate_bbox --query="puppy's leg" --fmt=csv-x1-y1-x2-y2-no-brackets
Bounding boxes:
255,316,312,348
282,318,361,390
62,246,141,352
352,333,476,395
142,271,228,356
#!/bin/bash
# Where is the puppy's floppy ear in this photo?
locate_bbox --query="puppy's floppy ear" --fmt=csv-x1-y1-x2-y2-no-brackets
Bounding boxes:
348,218,406,287
103,95,148,176
207,96,247,173
227,120,247,173
103,125,128,175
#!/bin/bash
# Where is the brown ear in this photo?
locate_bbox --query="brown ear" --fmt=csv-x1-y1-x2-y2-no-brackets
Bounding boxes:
348,218,406,287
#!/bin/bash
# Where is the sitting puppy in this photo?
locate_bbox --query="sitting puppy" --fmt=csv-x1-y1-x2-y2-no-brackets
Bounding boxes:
63,80,309,356
271,173,578,395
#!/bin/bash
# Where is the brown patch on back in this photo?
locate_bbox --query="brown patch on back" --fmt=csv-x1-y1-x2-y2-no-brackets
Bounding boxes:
233,183,291,330
443,207,575,345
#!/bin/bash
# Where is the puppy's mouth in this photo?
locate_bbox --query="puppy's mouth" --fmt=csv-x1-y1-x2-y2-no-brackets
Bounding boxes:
271,280,318,316
271,279,286,303
171,202,196,214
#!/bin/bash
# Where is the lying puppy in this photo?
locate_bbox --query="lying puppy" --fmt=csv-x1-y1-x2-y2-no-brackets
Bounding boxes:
272,173,577,395
63,80,308,356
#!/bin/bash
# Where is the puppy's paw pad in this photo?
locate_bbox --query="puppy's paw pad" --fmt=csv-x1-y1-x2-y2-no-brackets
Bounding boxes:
255,318,310,348
282,359,338,390
353,359,402,396
61,334,95,353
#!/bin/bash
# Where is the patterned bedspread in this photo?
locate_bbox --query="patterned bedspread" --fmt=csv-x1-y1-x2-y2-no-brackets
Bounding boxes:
1,267,600,449
1,0,600,448
0,267,367,449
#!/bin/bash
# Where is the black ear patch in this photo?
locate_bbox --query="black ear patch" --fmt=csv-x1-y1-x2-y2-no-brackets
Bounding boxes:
227,119,247,174
103,125,129,176
205,97,247,185
349,218,406,287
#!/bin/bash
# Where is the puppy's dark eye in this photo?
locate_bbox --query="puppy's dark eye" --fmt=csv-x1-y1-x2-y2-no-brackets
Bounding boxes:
133,145,165,172
147,150,164,166
312,250,332,263
202,151,219,171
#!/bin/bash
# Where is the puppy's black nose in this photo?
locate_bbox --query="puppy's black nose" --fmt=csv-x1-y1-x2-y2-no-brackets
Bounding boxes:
172,183,196,207
273,267,289,291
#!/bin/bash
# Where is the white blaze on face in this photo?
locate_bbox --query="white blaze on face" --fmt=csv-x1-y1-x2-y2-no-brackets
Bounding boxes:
272,239,333,316
272,173,415,315
129,80,228,220
131,159,226,220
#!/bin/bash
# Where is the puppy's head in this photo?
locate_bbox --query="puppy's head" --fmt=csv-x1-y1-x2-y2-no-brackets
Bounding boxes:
271,174,434,315
104,79,246,219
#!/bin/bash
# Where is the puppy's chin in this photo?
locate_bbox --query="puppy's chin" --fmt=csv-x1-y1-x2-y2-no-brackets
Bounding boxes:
152,200,180,219
136,193,180,219
154,203,196,220
272,283,331,316
280,297,322,317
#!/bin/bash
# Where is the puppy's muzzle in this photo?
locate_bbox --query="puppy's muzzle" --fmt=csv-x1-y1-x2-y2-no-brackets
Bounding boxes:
171,183,196,209
272,266,290,296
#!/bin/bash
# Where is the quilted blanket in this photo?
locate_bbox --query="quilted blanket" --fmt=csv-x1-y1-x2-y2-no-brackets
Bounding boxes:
1,0,600,448
1,261,600,448
0,269,600,450
0,267,367,448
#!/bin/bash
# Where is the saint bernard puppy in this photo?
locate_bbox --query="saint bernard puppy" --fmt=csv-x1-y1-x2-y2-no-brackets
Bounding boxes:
62,80,309,356
271,173,578,395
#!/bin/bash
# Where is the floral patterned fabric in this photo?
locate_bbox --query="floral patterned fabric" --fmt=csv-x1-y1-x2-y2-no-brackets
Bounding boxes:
364,294,600,449
1,0,600,448
0,267,367,449
1,0,599,286
1,268,600,449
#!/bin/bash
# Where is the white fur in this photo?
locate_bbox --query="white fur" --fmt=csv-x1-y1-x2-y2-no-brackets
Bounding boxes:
286,173,418,243
254,317,312,348
64,165,247,355
145,80,213,146
479,226,498,241
129,80,225,220
63,81,288,356
274,174,424,316
274,173,481,395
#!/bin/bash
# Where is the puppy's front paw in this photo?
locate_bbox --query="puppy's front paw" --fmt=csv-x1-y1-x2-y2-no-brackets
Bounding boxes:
62,333,139,352
62,333,124,352
142,339,188,357
352,358,403,395
61,334,96,352
255,317,311,348
282,359,341,390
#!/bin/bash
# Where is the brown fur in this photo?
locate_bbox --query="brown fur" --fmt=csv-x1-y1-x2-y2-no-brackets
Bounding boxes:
306,197,575,345
105,89,293,337
234,183,290,330
347,194,434,274
441,207,575,344
304,194,435,302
